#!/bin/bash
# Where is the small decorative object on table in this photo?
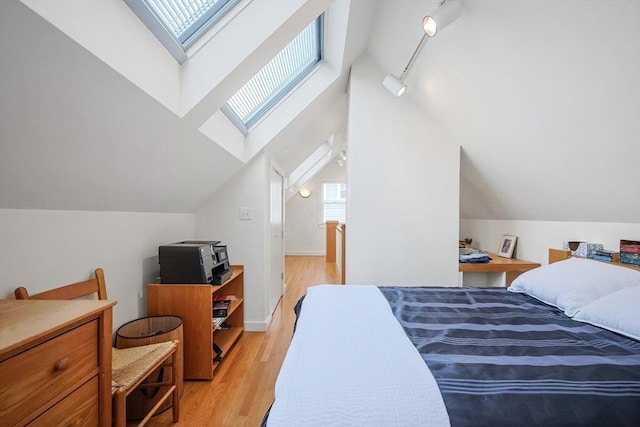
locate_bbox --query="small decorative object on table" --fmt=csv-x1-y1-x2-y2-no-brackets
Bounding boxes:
562,241,603,258
620,239,640,266
459,238,473,248
498,235,517,259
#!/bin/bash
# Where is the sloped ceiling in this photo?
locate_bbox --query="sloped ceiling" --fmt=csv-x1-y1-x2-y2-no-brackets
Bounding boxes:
367,0,640,223
0,0,374,213
3,0,637,222
0,0,242,212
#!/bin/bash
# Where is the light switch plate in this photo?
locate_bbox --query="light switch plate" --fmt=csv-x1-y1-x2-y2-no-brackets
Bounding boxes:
239,207,252,220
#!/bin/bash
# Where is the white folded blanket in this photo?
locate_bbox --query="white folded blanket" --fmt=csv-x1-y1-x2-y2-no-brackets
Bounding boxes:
267,284,450,427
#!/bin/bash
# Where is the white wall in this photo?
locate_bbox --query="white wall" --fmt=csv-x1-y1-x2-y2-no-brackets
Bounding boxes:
195,151,271,331
460,219,640,265
346,56,460,286
285,160,346,256
0,209,194,331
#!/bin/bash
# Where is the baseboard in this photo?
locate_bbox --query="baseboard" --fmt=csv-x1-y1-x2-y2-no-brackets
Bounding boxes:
285,251,325,256
244,320,268,332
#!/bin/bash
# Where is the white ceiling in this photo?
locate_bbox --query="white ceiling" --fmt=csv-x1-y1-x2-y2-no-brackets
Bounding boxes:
367,0,640,223
1,0,638,223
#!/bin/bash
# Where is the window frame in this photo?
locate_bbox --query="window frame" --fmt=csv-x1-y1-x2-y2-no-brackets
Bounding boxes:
125,0,241,64
320,180,346,226
222,15,324,135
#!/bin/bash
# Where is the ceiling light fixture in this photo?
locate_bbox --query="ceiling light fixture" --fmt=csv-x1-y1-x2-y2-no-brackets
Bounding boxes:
383,0,462,97
423,0,462,37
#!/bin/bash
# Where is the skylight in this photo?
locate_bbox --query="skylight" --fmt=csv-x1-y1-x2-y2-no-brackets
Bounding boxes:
126,0,239,63
223,16,323,134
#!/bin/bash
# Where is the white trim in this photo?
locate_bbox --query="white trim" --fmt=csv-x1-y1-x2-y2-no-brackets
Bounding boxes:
244,320,268,332
320,180,346,223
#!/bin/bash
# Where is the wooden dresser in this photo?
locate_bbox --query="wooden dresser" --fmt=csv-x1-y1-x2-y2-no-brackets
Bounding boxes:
0,299,115,426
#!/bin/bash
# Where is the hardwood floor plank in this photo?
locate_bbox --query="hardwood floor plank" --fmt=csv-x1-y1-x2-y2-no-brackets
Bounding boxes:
146,256,339,427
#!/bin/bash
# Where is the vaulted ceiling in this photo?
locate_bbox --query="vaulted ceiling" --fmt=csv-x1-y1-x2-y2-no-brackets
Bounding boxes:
2,0,638,223
0,0,374,212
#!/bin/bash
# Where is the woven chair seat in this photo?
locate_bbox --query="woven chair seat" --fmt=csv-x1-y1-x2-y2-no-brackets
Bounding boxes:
112,341,176,391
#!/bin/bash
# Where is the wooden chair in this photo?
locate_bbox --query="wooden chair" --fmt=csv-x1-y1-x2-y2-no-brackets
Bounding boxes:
15,268,180,427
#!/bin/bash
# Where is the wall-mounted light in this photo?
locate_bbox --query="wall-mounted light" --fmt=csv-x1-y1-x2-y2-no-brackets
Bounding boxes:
339,150,347,161
298,188,312,198
382,0,462,97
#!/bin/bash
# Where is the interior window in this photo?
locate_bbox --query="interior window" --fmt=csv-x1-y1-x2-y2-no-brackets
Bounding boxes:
322,181,346,223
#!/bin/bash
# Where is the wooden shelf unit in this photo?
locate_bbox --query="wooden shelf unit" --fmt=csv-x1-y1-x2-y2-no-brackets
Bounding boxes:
549,249,640,271
147,265,244,380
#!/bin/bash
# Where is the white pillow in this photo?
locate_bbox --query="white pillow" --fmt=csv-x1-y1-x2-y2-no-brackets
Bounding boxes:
573,286,640,341
508,257,640,316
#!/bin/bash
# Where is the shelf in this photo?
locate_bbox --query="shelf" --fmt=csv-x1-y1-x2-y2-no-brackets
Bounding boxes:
212,298,243,327
209,267,243,293
459,252,541,287
212,326,244,361
147,265,244,380
549,249,640,272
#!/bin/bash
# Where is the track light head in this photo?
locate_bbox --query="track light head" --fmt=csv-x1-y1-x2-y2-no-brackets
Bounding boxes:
423,0,462,37
383,74,407,97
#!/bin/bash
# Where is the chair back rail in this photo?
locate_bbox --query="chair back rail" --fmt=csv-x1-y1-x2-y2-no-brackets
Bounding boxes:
15,268,107,300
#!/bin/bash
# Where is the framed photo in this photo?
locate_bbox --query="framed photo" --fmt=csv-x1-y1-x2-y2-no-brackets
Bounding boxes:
498,235,517,258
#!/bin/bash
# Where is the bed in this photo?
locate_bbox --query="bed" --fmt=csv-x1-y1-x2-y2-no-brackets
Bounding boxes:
264,255,640,427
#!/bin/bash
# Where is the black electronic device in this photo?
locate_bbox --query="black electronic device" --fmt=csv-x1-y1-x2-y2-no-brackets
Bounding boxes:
159,240,220,284
211,245,232,285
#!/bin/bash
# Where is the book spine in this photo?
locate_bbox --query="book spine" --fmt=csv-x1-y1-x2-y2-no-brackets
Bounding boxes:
620,253,640,266
589,251,618,257
212,309,228,318
588,254,613,262
620,245,640,254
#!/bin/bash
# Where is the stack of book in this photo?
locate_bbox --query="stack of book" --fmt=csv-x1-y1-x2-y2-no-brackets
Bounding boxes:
620,240,640,266
587,248,619,263
213,299,231,318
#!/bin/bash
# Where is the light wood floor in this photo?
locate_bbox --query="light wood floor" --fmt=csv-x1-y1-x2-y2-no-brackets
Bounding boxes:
147,256,340,427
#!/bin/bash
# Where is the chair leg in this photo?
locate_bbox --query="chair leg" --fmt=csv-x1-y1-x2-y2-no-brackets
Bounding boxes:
171,341,180,422
113,386,127,427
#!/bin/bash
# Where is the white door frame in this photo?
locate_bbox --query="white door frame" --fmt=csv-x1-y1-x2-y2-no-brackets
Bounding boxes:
268,166,285,317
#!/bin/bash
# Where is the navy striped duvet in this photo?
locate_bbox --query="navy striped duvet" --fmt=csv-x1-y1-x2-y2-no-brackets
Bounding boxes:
379,287,640,427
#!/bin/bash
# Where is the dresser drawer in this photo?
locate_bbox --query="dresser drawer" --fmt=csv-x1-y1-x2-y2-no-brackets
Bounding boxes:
29,376,99,427
0,320,98,426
